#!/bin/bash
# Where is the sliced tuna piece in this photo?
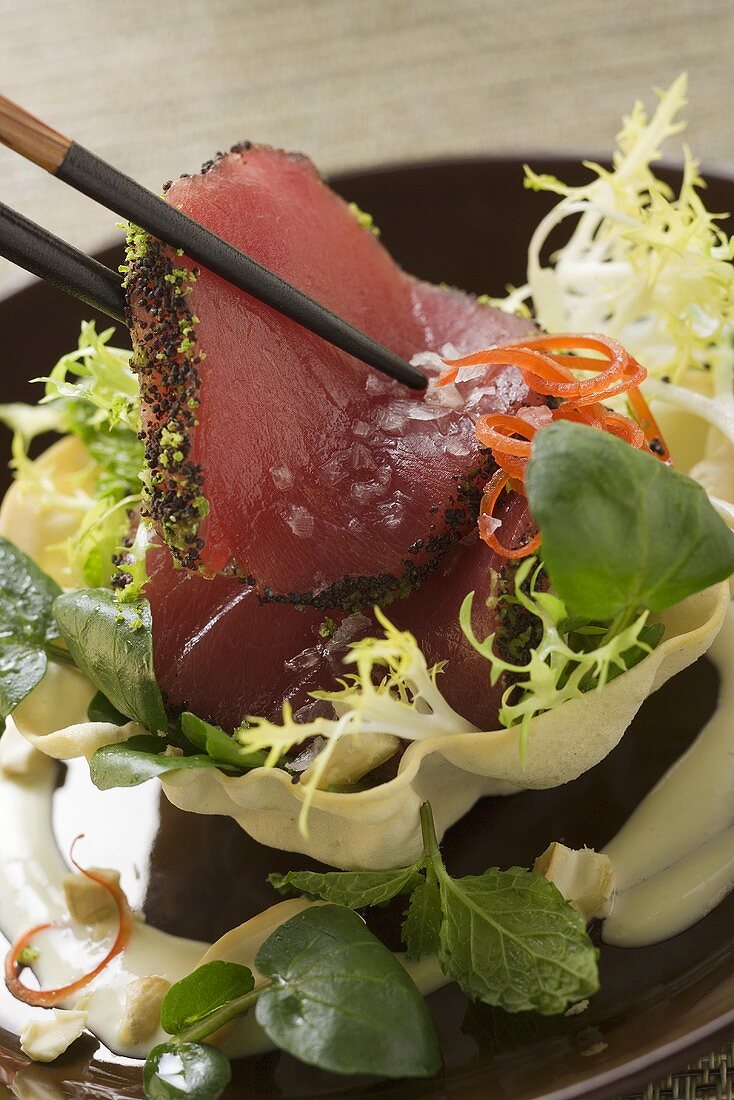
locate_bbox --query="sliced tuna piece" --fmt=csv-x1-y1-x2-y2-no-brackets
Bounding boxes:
127,145,534,608
146,493,536,732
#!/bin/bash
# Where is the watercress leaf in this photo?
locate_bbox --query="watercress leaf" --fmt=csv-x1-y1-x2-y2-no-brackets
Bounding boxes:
180,712,267,769
0,538,64,729
268,866,423,909
0,645,48,732
53,589,167,731
526,421,734,619
87,690,128,725
90,735,219,790
143,1041,231,1100
0,536,62,645
161,961,254,1036
255,904,441,1078
402,871,441,960
434,867,599,1015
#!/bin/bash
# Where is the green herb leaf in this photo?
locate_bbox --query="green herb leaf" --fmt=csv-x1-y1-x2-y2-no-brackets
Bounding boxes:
402,870,441,960
526,421,734,620
180,712,267,769
87,690,128,725
89,735,219,790
255,904,441,1078
0,537,63,730
161,961,254,1036
435,868,598,1014
143,1041,231,1100
268,865,423,909
420,804,598,1015
53,589,167,731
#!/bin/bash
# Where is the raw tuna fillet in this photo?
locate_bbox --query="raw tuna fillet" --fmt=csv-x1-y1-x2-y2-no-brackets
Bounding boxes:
127,145,534,608
147,493,536,731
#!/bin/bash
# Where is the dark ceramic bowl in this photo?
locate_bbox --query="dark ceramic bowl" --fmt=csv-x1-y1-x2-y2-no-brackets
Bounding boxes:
0,157,732,1100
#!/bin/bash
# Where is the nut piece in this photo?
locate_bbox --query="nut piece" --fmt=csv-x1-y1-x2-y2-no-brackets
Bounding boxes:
63,868,121,925
534,842,614,922
20,1008,88,1062
118,976,170,1046
303,733,400,788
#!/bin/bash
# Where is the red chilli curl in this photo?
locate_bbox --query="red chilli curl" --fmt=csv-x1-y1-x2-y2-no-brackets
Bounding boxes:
4,835,133,1008
440,333,670,558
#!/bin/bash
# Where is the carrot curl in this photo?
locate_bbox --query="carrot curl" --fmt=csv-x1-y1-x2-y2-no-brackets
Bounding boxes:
440,333,670,558
4,835,133,1008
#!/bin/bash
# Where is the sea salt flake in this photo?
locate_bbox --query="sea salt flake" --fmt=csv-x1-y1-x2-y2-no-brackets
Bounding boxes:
270,465,294,490
405,403,449,421
445,437,470,458
351,481,385,504
479,513,502,542
285,646,321,673
377,409,404,434
377,498,406,529
286,505,314,539
517,405,553,428
351,443,375,470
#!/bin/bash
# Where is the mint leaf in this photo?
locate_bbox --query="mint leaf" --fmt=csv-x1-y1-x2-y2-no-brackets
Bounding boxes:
419,804,598,1015
526,421,734,619
54,590,167,732
268,866,423,909
402,869,441,960
90,736,219,790
0,538,64,730
143,1041,230,1100
255,904,440,1078
161,961,254,1036
435,867,598,1014
180,712,267,769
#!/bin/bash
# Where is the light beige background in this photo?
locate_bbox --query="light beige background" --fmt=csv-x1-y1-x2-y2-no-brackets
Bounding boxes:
0,0,733,291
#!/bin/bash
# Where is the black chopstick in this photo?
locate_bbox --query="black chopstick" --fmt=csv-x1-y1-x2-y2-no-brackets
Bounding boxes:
0,95,427,392
0,201,126,323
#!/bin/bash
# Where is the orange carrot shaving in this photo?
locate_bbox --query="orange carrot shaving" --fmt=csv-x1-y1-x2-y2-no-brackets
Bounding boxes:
440,333,669,559
4,836,133,1008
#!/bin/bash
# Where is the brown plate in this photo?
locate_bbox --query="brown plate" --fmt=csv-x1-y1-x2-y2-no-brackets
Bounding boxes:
0,157,733,1100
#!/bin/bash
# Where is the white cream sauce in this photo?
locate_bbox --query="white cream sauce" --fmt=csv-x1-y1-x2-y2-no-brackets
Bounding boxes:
0,725,446,1062
603,602,734,947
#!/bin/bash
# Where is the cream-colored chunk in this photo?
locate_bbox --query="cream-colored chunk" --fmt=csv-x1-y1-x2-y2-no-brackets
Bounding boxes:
534,842,614,922
118,976,170,1045
63,868,120,925
303,733,399,788
20,1009,88,1062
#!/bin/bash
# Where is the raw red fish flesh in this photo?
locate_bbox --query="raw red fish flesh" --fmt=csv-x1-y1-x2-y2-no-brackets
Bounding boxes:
127,145,535,609
147,491,535,732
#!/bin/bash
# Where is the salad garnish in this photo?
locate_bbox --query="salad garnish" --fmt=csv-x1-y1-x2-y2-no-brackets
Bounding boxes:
517,75,734,387
0,322,143,589
439,332,667,558
5,836,133,1007
272,802,599,1014
138,800,595,1098
144,902,441,1097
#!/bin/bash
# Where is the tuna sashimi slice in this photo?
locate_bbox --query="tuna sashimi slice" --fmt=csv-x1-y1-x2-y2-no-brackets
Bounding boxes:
127,145,534,608
146,494,536,732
